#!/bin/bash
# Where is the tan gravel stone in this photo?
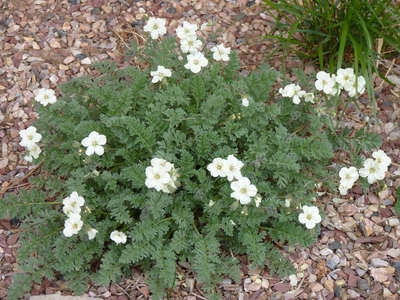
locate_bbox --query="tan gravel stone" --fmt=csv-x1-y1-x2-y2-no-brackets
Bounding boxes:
310,283,324,292
324,280,334,292
79,24,91,33
59,64,69,70
0,158,8,169
10,129,20,139
62,22,71,31
50,41,62,48
101,5,112,14
124,14,135,23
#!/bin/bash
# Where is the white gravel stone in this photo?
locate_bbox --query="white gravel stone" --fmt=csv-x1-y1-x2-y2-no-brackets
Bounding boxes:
81,57,92,65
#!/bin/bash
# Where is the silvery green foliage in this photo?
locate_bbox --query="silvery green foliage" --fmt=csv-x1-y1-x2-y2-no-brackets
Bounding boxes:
2,34,335,300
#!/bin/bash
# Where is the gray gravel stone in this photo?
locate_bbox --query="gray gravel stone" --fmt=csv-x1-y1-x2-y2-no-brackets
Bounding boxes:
328,241,342,251
357,278,370,291
326,254,340,270
370,257,389,267
392,261,400,273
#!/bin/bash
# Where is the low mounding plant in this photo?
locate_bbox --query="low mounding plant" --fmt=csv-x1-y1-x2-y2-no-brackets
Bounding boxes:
1,17,387,300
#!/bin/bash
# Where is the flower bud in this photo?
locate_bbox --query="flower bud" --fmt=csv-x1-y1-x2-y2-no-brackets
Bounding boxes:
230,200,239,211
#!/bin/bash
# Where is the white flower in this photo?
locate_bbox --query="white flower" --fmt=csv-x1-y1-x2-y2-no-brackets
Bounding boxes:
110,230,127,244
278,84,305,104
338,181,352,196
209,200,215,207
284,198,291,207
288,274,298,286
298,205,322,229
222,154,244,181
63,213,83,237
336,68,355,90
27,143,42,159
315,71,336,95
145,165,171,191
210,44,231,61
24,154,33,162
278,87,288,97
168,168,180,191
372,150,391,171
254,194,262,207
348,76,366,97
150,65,172,83
207,157,227,178
180,37,203,54
278,84,295,97
328,86,340,97
62,205,80,217
184,51,208,73
87,228,98,240
146,158,180,193
143,17,167,39
62,191,85,216
19,126,42,148
81,131,107,156
339,166,359,186
150,157,174,172
35,88,57,106
230,177,258,205
242,97,249,107
291,85,306,104
303,92,315,103
358,158,385,184
176,21,198,40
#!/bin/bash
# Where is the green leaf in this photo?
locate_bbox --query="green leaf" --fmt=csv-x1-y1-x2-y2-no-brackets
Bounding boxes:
238,229,267,267
191,75,206,102
395,188,400,216
7,273,32,300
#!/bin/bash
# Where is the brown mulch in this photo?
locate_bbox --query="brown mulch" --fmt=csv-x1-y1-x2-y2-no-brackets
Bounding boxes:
1,0,400,299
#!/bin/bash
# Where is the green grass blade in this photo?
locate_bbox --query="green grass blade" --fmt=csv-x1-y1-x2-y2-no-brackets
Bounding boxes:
336,20,349,69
